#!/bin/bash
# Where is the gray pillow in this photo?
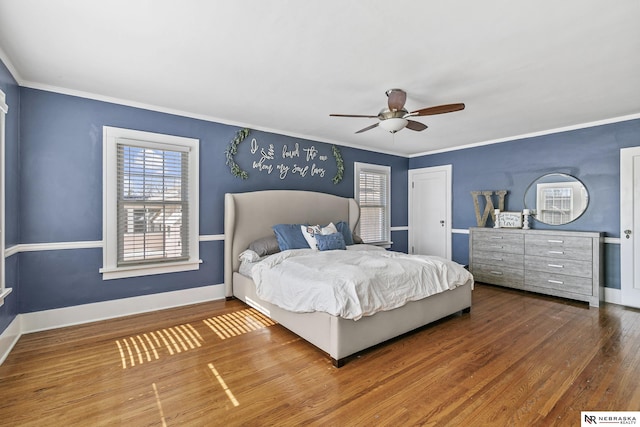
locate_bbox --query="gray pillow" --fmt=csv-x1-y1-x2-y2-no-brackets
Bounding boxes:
249,235,281,256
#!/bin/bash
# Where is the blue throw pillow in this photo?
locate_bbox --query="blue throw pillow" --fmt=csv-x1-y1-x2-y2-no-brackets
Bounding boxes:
272,224,310,250
335,221,354,246
316,233,346,251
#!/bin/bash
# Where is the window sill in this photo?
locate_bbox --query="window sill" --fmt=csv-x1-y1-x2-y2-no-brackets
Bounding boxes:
367,241,393,249
100,259,202,280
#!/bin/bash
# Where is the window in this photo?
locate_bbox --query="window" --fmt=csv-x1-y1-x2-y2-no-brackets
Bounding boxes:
101,127,200,280
539,187,572,225
354,162,391,245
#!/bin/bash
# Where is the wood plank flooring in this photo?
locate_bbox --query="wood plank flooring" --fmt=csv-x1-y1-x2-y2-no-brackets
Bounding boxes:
1,284,639,426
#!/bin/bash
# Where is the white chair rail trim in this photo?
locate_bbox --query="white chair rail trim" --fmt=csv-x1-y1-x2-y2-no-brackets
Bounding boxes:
4,235,226,257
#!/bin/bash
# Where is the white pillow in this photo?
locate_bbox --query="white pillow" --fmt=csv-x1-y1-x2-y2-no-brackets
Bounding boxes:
301,223,339,250
321,222,338,235
301,225,322,250
238,249,261,262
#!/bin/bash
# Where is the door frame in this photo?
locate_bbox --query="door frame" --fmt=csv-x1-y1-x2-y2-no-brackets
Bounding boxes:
408,165,452,259
0,90,7,300
620,146,640,307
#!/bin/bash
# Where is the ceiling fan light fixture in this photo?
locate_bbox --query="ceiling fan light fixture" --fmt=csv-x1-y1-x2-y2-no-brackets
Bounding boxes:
379,117,408,133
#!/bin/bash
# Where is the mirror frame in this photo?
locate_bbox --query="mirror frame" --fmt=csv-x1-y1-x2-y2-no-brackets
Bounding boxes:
524,173,589,225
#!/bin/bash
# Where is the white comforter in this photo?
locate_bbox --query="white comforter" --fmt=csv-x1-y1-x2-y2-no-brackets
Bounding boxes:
251,246,474,320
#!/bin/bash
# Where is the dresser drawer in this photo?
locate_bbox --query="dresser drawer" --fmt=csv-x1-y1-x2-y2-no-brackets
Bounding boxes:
473,231,524,246
525,255,592,278
472,250,523,269
471,264,524,289
525,271,593,296
473,241,523,255
525,235,592,260
472,231,523,254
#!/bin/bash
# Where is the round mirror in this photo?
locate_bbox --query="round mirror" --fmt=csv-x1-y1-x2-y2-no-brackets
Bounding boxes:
524,173,589,225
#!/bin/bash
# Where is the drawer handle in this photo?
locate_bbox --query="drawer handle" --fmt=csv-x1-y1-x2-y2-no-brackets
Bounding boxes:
489,245,504,250
547,239,564,243
490,236,504,240
491,257,504,261
489,271,503,275
548,264,564,268
548,279,564,284
548,250,564,254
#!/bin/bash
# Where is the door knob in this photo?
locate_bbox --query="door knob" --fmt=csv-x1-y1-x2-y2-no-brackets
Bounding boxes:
624,229,632,239
440,220,445,227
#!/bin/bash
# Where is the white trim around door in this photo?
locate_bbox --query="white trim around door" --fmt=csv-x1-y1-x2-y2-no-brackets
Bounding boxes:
408,165,452,259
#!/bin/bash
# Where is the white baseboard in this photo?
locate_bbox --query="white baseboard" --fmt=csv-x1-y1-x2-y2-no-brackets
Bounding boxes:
0,316,21,365
604,287,621,305
0,283,225,365
21,283,226,334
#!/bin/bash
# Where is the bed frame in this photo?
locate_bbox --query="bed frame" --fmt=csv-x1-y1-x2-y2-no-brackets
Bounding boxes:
224,190,472,367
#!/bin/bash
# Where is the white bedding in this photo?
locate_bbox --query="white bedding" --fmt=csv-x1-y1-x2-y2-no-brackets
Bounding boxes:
251,245,474,320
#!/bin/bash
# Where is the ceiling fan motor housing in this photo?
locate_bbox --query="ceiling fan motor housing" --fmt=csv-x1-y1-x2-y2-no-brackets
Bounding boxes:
378,109,409,133
379,108,408,120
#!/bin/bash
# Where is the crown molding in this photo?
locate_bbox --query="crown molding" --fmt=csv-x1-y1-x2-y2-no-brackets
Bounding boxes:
410,113,640,158
0,46,23,84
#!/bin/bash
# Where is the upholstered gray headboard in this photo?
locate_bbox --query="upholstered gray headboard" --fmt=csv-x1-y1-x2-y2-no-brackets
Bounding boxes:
224,190,360,297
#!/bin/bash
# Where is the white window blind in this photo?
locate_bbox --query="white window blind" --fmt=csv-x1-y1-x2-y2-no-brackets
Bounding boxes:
117,143,189,266
355,163,390,244
102,126,199,280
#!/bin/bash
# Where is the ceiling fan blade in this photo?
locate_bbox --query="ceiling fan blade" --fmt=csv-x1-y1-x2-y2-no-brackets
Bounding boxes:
406,120,428,131
355,123,379,134
330,113,379,118
387,89,407,111
410,103,465,117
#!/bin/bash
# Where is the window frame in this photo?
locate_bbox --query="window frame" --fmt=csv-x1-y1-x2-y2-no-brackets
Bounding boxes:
101,126,200,280
0,90,11,305
354,161,392,246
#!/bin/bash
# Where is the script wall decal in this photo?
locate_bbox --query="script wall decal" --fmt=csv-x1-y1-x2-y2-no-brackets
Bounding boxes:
225,128,344,184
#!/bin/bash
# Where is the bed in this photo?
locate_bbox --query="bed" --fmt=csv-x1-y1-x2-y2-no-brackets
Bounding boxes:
224,190,473,367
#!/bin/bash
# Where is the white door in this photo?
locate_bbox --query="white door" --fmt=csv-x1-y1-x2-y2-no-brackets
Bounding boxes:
621,147,640,308
408,165,451,259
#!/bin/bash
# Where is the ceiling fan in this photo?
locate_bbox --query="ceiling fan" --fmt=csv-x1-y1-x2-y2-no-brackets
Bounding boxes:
330,89,465,134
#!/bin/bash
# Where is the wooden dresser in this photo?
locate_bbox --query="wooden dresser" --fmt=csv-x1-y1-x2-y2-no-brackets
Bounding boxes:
469,227,604,307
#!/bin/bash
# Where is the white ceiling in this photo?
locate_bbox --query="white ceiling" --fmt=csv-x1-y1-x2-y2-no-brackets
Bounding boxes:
1,1,639,156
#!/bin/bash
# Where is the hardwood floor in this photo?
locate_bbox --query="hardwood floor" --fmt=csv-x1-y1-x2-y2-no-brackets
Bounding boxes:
1,284,639,426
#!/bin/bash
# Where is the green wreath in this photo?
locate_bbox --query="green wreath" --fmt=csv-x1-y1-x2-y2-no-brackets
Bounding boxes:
332,145,344,184
225,128,250,179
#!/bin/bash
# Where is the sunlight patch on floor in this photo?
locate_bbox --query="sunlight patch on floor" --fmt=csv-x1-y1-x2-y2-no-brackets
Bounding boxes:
202,308,275,340
114,308,275,369
208,363,240,407
152,383,168,427
115,323,204,368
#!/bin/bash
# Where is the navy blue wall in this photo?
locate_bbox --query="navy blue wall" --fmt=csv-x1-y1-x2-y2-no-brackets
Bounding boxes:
410,119,640,289
3,51,635,332
17,88,408,313
0,58,20,332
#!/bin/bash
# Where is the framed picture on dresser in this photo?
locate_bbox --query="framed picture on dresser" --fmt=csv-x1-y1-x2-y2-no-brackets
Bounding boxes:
497,211,523,228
